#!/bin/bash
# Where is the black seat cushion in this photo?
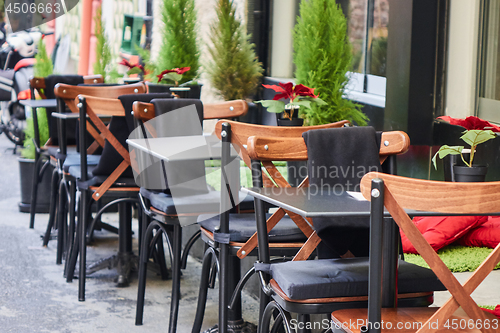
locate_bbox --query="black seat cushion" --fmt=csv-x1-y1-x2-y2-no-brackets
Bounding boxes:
198,213,307,243
62,153,101,173
269,258,445,300
68,165,136,187
140,187,227,215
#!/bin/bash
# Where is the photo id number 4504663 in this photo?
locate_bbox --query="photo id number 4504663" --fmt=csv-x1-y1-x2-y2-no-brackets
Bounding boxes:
444,318,498,330
5,2,62,14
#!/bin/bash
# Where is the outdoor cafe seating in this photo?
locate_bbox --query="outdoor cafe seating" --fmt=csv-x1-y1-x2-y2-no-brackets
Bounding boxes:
23,77,500,333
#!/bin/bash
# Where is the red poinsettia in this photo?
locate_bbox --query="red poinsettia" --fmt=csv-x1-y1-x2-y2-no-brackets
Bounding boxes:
119,59,145,74
156,67,191,84
438,116,500,132
256,82,325,120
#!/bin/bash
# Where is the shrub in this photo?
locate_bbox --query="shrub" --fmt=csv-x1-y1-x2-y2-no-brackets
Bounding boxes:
293,0,368,126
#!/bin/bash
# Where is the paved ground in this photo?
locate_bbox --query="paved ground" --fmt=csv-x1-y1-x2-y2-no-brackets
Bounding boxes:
0,134,259,332
0,133,498,333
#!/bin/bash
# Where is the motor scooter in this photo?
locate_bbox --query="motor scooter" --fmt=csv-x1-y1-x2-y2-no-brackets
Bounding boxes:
0,28,42,147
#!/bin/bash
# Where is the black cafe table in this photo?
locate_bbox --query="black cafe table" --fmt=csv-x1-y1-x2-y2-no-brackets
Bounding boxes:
240,186,430,311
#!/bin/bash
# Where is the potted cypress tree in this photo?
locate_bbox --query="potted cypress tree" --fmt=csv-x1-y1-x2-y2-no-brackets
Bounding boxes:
18,38,53,213
206,0,263,104
293,0,368,126
143,0,201,98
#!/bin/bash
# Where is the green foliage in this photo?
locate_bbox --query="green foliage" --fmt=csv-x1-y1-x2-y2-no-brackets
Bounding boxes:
22,108,49,159
206,0,263,100
156,0,199,83
93,5,113,80
293,0,368,126
24,39,53,159
34,39,53,78
432,129,496,169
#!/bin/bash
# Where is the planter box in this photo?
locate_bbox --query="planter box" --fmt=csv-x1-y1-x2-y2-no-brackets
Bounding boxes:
18,158,53,213
146,82,202,99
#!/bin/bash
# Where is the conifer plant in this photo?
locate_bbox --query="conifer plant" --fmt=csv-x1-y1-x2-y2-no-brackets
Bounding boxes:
22,39,52,159
93,5,119,82
156,0,199,84
294,0,368,126
207,0,263,100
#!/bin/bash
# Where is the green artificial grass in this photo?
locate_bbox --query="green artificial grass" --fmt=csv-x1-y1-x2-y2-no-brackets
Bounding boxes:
205,163,287,191
404,245,500,273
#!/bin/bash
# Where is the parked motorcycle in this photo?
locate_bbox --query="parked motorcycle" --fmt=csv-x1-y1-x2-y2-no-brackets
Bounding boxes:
0,28,42,146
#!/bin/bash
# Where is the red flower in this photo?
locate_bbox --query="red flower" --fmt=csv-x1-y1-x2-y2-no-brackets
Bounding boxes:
263,82,319,102
157,67,191,82
294,84,319,98
438,116,500,132
119,59,144,72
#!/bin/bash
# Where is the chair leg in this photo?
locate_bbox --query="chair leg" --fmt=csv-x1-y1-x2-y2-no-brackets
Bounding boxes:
29,156,43,228
181,230,201,269
168,224,182,333
192,247,219,333
153,234,169,280
42,168,60,246
56,180,67,265
136,221,162,325
64,181,77,281
259,301,292,333
78,189,91,301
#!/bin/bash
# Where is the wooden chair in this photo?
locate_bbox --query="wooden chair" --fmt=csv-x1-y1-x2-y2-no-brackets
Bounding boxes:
331,172,500,333
28,74,105,230
64,92,172,302
130,99,251,333
35,82,147,268
247,128,446,332
190,120,352,333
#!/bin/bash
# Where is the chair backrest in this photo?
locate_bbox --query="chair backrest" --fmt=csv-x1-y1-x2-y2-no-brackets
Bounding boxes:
131,99,238,194
55,82,146,113
246,129,410,261
359,172,500,330
76,92,170,200
30,74,104,99
212,120,352,258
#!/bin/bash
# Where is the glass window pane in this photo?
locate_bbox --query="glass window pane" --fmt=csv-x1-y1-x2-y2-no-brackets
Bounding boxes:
367,0,389,77
348,0,367,73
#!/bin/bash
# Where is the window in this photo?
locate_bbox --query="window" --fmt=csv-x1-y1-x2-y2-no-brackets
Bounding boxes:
341,0,389,107
478,0,500,123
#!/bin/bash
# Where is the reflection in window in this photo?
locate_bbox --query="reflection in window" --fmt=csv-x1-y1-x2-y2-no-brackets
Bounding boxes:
347,0,389,77
478,0,500,122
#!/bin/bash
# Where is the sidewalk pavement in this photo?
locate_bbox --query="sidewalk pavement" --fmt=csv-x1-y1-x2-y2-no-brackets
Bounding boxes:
0,134,258,332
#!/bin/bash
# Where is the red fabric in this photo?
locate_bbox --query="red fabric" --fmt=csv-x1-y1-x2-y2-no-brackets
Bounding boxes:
401,216,488,254
481,305,500,319
458,216,500,248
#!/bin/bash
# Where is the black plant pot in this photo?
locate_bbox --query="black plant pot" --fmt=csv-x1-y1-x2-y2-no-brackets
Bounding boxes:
275,111,306,185
277,118,304,127
146,82,202,99
453,165,488,182
18,158,53,213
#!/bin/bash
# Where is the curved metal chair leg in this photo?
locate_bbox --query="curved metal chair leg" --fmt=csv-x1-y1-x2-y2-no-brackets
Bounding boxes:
64,181,77,280
56,180,67,265
259,301,293,333
191,247,219,333
42,167,60,246
180,230,201,269
153,232,169,280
